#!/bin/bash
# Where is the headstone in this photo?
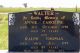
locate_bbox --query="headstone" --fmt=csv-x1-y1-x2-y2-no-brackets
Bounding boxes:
9,10,79,52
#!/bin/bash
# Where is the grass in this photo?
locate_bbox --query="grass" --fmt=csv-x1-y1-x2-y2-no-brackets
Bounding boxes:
0,8,80,13
52,8,80,12
0,8,50,13
0,21,8,50
0,8,80,50
0,14,8,50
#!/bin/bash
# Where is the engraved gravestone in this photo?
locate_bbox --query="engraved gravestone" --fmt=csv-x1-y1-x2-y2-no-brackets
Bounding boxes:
9,10,79,52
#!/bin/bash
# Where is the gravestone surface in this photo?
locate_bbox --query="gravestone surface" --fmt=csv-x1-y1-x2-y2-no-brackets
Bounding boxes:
9,10,79,52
